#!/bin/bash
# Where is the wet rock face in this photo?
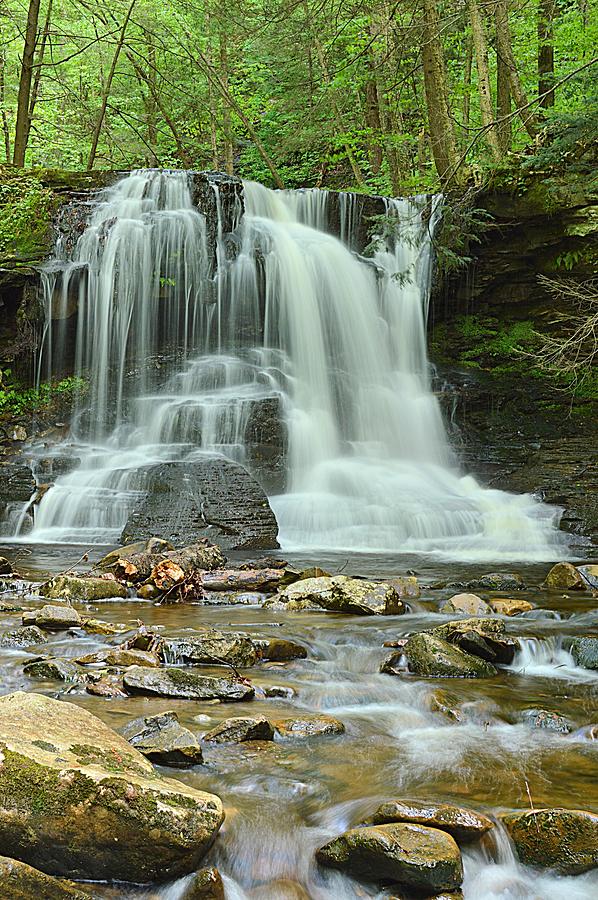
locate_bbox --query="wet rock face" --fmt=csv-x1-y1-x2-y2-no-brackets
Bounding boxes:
202,716,275,743
189,171,244,272
120,711,204,768
273,715,345,739
0,691,224,882
570,637,598,670
121,458,279,551
521,708,572,734
405,633,498,678
502,808,598,874
272,575,405,615
123,665,255,702
366,799,494,843
162,631,260,668
316,823,463,892
0,855,93,899
40,576,127,602
0,625,47,648
430,618,518,665
544,562,587,590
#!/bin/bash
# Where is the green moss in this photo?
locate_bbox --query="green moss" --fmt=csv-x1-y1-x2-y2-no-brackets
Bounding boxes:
0,747,97,816
68,743,147,776
0,372,88,422
0,167,57,263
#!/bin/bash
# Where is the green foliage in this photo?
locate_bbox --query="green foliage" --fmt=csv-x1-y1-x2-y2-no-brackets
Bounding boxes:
0,168,55,261
522,97,598,174
433,198,494,276
0,372,88,419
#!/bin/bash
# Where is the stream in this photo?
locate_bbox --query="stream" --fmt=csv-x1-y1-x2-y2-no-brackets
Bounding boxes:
1,545,597,899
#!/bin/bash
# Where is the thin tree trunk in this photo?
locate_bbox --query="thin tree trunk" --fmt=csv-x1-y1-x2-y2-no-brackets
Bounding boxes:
463,32,473,131
468,0,502,159
538,0,556,108
87,0,137,169
13,0,42,166
205,7,220,169
496,30,512,151
219,24,234,175
0,49,11,162
145,37,158,164
24,0,53,150
494,0,537,137
421,0,461,185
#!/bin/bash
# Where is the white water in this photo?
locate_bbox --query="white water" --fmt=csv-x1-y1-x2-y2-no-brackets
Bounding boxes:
16,170,567,559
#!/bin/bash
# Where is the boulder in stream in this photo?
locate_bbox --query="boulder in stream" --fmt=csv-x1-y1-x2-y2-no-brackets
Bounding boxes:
183,865,225,899
23,604,81,630
272,575,404,615
543,562,587,591
120,711,204,767
258,638,308,661
0,625,47,648
123,665,255,701
521,708,572,734
0,691,223,882
365,799,494,843
274,715,345,738
0,557,12,576
440,593,492,616
570,637,598,670
39,575,127,602
502,808,598,874
405,633,498,678
430,618,518,665
488,598,534,616
162,631,260,667
202,716,275,743
23,658,85,682
0,855,93,899
120,458,279,550
316,823,463,891
577,565,598,590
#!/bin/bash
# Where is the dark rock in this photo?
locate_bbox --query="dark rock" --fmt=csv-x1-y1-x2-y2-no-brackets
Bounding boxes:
430,618,518,665
502,808,598,874
23,659,85,682
162,631,259,667
405,633,498,678
121,458,279,551
366,799,494,843
120,711,203,767
380,650,404,675
521,708,572,734
0,556,12,576
0,463,35,504
123,665,255,701
263,685,295,699
433,573,525,592
274,715,345,738
316,823,463,891
182,866,225,899
259,638,307,661
0,625,47,648
202,716,274,743
570,637,598,670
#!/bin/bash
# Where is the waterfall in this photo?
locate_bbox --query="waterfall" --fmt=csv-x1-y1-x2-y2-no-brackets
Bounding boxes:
19,169,566,559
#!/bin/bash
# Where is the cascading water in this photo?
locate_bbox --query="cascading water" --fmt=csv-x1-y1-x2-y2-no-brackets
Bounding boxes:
18,169,567,559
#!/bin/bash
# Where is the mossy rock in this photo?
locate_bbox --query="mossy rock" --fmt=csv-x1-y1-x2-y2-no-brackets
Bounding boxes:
39,575,127,602
316,823,463,891
405,633,497,678
123,665,255,701
0,855,92,899
0,691,223,882
502,808,598,874
365,799,494,843
543,562,587,590
570,637,598,670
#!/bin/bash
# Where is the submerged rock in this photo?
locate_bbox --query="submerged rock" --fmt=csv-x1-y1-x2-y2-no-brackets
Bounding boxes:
432,573,525,592
366,799,494,843
502,808,598,874
440,593,491,616
316,823,463,891
162,631,259,668
543,562,586,591
0,691,223,882
22,604,81,631
258,638,308,661
123,665,255,701
39,576,127,602
570,637,598,670
23,659,85,682
405,633,497,678
577,564,598,590
0,855,92,899
183,866,225,899
0,625,47,648
202,716,275,743
274,715,345,738
120,711,204,767
521,708,572,734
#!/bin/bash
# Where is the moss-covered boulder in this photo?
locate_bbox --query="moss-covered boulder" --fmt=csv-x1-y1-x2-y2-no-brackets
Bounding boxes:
570,637,598,670
0,855,92,899
543,563,586,591
202,716,275,743
430,618,518,665
23,658,85,682
123,665,255,701
366,800,494,843
405,633,497,678
502,808,598,874
0,691,223,882
272,574,404,615
316,823,463,891
39,576,127,602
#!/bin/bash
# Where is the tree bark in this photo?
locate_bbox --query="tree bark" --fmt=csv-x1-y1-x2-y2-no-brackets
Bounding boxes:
468,0,502,159
538,0,556,108
87,0,137,169
421,0,461,185
24,0,53,152
496,28,512,152
219,24,234,174
0,49,10,162
13,0,42,166
494,0,537,137
463,32,473,131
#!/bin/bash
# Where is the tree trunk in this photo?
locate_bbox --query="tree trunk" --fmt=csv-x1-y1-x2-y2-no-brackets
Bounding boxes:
205,7,220,169
87,0,137,169
421,0,460,185
468,0,502,159
24,0,53,152
538,0,556,108
463,32,473,131
496,28,512,152
13,0,41,166
219,24,234,174
494,0,537,137
0,49,10,162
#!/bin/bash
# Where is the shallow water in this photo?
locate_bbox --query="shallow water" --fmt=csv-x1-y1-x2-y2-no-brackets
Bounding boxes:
0,551,597,898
